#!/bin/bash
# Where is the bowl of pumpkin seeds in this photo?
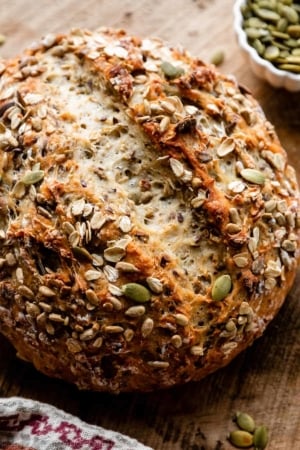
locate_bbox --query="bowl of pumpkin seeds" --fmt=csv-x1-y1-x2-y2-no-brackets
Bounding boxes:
234,0,300,91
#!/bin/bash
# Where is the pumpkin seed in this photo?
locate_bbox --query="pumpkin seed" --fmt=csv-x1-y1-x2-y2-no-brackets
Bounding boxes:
253,38,265,55
287,24,300,37
161,61,185,79
278,63,300,72
264,44,280,60
284,55,300,63
284,37,299,47
210,49,225,66
257,0,276,9
228,430,253,448
72,246,93,262
235,412,256,433
281,5,299,24
21,170,44,185
246,17,267,28
270,30,289,39
246,27,269,39
256,8,280,22
277,17,288,32
240,168,265,185
253,425,268,450
122,282,151,303
211,274,232,301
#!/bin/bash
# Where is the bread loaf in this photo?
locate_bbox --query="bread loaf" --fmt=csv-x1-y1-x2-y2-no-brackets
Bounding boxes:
0,28,299,392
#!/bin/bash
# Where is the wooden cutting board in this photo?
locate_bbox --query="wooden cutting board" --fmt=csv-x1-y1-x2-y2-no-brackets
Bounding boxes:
0,1,299,449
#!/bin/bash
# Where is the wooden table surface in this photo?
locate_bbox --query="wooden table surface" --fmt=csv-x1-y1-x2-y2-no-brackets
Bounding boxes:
0,1,299,449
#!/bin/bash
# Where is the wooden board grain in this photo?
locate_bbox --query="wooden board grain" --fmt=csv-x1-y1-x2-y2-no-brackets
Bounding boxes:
0,1,299,449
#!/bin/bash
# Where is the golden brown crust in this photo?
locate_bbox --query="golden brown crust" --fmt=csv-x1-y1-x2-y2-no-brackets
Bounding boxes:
0,28,299,392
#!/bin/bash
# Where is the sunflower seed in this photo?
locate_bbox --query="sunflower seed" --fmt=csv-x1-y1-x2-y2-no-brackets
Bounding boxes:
216,137,235,157
125,305,146,317
79,328,97,341
124,328,134,341
147,361,170,368
265,199,277,212
38,285,56,297
86,289,99,305
226,223,242,234
190,345,204,356
174,313,189,326
159,116,170,133
103,325,124,333
18,285,34,299
240,168,265,185
6,253,16,266
233,253,249,268
115,261,140,272
171,334,182,348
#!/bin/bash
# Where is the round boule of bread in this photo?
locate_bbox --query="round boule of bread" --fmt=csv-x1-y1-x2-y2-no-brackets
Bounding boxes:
0,28,299,393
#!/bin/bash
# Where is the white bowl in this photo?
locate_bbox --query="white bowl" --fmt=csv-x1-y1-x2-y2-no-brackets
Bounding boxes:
233,0,300,92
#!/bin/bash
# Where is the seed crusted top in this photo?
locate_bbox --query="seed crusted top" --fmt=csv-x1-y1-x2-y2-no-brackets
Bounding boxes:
0,27,299,392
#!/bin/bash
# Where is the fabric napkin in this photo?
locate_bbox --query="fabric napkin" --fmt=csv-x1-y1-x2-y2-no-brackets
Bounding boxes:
0,397,153,450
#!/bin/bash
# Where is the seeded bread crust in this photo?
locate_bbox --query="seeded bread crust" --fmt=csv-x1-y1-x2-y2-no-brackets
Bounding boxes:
0,28,299,393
